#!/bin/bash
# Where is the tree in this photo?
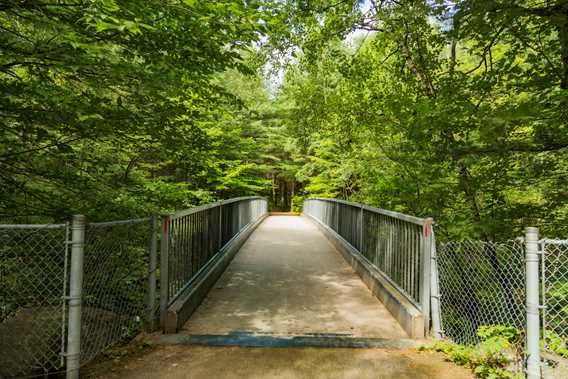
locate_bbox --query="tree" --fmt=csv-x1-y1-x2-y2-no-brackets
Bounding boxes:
0,0,269,221
266,0,567,239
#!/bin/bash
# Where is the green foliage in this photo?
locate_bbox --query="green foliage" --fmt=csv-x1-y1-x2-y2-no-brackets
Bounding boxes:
3,0,565,234
544,331,568,359
290,194,306,213
268,0,568,240
422,325,524,379
0,0,273,221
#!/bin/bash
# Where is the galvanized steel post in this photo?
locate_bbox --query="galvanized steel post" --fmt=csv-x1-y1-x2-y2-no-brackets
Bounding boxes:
159,214,170,331
421,218,433,337
66,215,85,379
147,215,158,331
429,226,443,339
525,227,541,379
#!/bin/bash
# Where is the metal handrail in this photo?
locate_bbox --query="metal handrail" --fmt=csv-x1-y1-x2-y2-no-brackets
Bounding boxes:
170,196,265,220
89,217,152,227
308,198,426,225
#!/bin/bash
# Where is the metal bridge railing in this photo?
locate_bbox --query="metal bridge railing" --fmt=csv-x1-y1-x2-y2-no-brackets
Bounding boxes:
302,198,435,322
160,197,268,323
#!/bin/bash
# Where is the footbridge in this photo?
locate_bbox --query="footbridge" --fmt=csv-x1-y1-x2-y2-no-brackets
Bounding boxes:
158,197,441,347
1,196,445,379
4,196,561,378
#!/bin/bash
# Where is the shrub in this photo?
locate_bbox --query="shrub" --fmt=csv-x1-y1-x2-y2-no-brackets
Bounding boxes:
420,325,524,379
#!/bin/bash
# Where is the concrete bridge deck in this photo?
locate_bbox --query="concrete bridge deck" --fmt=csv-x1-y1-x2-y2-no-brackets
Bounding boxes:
181,215,407,339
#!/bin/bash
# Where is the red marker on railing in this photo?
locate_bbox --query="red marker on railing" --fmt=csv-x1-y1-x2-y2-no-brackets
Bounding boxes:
423,223,430,238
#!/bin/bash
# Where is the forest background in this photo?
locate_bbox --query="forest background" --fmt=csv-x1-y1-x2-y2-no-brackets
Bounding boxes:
1,0,566,240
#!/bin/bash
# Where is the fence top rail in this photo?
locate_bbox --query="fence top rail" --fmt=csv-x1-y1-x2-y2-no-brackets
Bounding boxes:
542,238,568,244
89,217,152,227
0,223,67,229
170,196,266,220
305,198,427,226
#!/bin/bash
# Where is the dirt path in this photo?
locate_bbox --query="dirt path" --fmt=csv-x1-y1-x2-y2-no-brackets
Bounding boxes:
89,344,474,379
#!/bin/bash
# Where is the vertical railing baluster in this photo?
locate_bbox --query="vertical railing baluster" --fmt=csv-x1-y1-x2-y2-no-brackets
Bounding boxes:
218,203,223,250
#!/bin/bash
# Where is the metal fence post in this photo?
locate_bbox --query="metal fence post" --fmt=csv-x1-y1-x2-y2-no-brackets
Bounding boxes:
66,215,86,379
147,215,158,331
159,215,170,331
421,218,433,337
525,227,541,379
429,225,443,339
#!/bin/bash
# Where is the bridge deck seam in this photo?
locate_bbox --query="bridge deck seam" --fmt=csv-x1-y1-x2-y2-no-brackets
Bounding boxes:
156,332,426,349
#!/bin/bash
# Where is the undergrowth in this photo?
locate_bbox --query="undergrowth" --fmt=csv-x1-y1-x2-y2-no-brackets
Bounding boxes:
420,325,525,379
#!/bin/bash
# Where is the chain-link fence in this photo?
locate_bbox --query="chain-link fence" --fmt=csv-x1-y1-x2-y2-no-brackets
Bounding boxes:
0,224,69,378
436,239,528,374
436,239,526,346
80,217,156,364
0,216,157,378
542,239,568,378
436,236,568,378
1,197,265,378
